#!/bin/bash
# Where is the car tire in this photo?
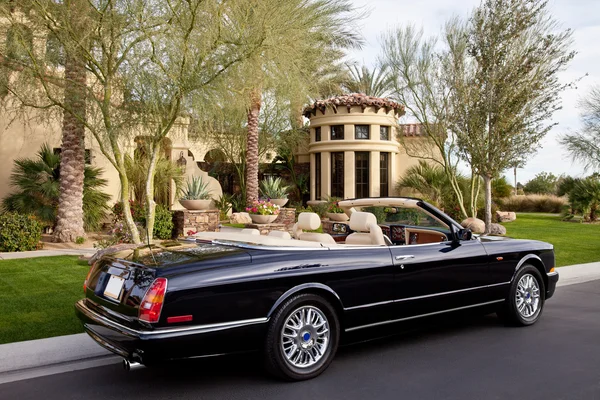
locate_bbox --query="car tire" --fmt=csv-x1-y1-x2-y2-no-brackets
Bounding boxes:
498,264,545,326
264,293,340,381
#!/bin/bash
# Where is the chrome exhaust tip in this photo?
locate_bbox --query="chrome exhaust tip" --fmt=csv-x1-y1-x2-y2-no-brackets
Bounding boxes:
123,359,143,371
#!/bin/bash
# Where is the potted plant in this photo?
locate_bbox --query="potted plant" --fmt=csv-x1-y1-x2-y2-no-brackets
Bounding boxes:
326,197,348,221
179,176,212,210
246,200,280,224
260,177,290,207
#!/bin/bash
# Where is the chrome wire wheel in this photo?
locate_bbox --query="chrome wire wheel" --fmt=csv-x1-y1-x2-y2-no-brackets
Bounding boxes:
280,306,330,369
516,273,541,319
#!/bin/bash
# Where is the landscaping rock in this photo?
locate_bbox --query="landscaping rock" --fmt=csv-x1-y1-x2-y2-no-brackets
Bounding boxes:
488,223,507,235
461,217,486,234
230,212,252,224
496,211,516,222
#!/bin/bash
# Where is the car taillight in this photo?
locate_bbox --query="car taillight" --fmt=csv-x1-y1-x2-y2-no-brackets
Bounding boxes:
139,278,168,323
83,264,95,293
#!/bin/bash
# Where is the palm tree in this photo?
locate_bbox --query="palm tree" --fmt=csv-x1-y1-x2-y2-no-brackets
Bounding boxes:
52,0,89,242
2,144,111,231
396,160,460,209
343,64,393,98
560,86,600,172
242,0,363,205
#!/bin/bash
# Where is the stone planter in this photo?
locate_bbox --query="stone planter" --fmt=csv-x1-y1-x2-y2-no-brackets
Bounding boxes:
249,214,278,224
180,199,212,210
327,212,349,222
270,198,289,207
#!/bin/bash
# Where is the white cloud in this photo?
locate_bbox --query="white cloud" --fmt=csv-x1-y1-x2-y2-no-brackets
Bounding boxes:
347,0,600,183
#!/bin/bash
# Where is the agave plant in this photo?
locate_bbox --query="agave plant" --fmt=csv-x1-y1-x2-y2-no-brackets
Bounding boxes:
260,177,290,199
181,176,212,200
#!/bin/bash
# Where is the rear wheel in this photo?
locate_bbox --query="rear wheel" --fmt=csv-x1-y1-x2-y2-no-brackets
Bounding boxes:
498,264,545,326
264,293,340,381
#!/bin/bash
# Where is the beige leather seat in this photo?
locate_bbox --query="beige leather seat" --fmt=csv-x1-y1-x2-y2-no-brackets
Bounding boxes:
240,228,260,235
294,212,336,245
345,211,386,246
268,230,291,240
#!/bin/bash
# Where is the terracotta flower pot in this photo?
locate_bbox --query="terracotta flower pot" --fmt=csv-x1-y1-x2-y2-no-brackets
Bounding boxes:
250,214,278,224
180,199,212,210
327,212,349,222
270,198,288,207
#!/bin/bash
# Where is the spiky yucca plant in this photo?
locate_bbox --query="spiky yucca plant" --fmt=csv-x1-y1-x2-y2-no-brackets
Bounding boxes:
260,177,290,199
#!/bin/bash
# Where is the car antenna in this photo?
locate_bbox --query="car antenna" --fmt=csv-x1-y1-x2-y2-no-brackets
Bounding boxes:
146,220,157,266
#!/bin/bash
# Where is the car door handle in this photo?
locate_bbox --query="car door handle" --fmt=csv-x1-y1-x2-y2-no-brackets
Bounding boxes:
395,255,415,261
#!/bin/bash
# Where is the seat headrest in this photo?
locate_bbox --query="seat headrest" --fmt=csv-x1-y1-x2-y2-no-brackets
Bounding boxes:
240,228,260,235
297,212,321,231
349,211,378,232
268,230,291,239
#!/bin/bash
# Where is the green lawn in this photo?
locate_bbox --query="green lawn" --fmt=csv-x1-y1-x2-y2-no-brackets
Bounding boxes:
0,256,88,344
501,213,600,267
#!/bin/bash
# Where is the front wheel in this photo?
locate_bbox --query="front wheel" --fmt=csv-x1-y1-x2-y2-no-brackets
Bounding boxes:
264,293,340,381
498,264,545,326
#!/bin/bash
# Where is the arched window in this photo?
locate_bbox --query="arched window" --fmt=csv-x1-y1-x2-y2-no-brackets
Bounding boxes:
45,32,65,67
6,24,34,62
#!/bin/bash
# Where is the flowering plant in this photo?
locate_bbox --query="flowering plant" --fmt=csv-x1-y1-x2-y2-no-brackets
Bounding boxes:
245,200,280,216
327,197,344,213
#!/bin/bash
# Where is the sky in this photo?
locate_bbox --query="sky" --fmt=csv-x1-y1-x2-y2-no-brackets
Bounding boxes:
346,0,600,184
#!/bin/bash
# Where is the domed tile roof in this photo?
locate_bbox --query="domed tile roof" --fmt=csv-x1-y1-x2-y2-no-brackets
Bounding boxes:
303,93,405,118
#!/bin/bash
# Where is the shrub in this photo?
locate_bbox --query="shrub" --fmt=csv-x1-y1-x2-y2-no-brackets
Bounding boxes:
0,213,42,252
181,176,212,200
214,194,233,220
151,205,174,240
497,194,567,213
2,143,111,231
75,237,85,245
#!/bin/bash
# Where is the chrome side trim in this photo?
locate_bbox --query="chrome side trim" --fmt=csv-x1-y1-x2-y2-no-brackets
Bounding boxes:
343,282,510,311
77,300,268,337
345,300,504,332
547,271,559,278
267,283,344,318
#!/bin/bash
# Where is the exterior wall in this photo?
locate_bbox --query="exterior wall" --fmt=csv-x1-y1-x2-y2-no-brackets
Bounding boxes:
301,105,428,201
0,112,223,210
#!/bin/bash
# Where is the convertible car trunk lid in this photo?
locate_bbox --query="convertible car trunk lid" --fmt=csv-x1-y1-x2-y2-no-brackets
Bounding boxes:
83,242,252,325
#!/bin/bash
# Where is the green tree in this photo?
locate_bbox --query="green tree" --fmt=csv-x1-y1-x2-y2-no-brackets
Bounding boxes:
560,86,600,172
2,144,111,231
381,24,481,219
1,0,270,243
524,172,558,194
568,176,600,221
234,0,363,205
343,64,392,97
447,0,574,233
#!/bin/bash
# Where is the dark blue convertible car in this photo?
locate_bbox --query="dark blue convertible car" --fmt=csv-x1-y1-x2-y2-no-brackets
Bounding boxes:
76,197,558,380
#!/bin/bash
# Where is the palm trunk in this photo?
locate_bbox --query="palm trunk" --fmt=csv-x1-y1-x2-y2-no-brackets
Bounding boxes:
483,174,492,234
245,88,261,205
53,52,86,242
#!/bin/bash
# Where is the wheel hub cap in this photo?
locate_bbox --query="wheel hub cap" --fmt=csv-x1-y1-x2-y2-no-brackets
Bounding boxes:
281,306,330,368
516,274,541,319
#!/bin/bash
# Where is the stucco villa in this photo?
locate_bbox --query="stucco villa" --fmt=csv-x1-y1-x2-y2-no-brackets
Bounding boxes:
0,93,432,209
297,94,428,203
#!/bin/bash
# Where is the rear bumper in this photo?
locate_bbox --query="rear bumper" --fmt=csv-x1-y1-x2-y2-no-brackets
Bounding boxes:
546,271,559,300
75,300,267,363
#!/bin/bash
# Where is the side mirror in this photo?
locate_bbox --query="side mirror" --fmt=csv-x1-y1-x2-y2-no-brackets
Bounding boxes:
457,228,472,241
451,225,472,243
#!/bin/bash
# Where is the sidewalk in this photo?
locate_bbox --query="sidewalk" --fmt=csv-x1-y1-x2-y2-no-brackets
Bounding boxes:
0,261,598,384
0,248,97,260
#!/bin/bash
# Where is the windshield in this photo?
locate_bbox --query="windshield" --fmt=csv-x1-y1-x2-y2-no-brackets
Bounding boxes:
355,206,449,229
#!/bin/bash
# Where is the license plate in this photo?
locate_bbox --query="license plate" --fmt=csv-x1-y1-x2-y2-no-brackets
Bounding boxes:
104,275,125,300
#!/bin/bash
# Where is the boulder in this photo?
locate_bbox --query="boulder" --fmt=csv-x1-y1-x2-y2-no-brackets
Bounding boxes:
496,211,516,222
488,223,507,236
230,212,252,225
461,217,485,234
